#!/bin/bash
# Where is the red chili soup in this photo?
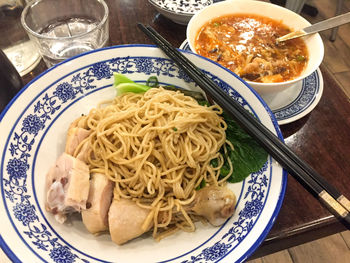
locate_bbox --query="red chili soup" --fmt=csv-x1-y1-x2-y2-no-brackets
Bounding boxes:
194,14,308,83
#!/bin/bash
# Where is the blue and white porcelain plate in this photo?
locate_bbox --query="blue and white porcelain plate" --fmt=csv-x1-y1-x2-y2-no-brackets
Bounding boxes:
179,40,324,125
0,45,286,263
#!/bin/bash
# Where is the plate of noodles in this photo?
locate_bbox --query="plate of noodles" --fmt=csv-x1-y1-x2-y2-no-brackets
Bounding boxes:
0,45,286,263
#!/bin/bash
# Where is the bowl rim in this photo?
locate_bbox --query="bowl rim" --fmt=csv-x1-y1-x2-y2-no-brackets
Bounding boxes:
186,0,325,87
148,0,213,16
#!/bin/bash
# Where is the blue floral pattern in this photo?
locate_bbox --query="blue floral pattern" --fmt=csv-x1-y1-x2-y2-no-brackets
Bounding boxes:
273,71,319,121
202,242,232,261
13,203,38,226
49,246,76,263
2,53,276,262
22,114,44,135
239,199,264,219
54,82,75,103
135,58,154,74
92,62,113,80
6,158,28,179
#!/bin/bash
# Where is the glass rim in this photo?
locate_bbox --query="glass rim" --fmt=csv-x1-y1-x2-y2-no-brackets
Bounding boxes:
21,0,109,41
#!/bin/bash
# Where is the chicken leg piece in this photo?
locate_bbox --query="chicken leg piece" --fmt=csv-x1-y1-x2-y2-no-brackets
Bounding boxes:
191,186,236,226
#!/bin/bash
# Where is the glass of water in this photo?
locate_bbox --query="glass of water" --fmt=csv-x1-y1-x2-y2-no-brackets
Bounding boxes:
21,0,109,68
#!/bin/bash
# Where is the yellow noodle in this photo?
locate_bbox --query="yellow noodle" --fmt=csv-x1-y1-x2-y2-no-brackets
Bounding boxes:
75,87,233,240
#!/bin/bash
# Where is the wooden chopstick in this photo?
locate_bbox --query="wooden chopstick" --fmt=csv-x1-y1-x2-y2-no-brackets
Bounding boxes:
137,23,350,228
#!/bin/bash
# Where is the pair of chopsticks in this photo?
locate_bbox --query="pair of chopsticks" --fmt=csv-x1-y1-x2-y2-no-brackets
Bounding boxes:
137,23,350,228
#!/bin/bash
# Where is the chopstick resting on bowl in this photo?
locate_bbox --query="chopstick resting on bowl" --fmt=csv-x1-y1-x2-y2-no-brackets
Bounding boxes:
137,23,350,228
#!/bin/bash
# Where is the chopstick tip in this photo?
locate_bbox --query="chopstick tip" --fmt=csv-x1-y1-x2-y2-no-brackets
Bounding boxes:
137,23,145,29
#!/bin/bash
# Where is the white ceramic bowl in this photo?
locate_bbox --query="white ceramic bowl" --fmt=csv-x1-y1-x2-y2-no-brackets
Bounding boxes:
0,44,286,262
186,0,324,97
148,0,213,25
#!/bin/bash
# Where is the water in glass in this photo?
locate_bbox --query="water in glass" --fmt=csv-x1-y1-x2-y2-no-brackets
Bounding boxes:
39,17,107,67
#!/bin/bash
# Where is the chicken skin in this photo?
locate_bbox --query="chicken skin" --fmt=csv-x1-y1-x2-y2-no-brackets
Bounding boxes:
45,153,90,223
108,199,152,245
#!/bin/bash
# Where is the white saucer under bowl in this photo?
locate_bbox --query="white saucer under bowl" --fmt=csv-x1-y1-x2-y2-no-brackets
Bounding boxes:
179,40,324,125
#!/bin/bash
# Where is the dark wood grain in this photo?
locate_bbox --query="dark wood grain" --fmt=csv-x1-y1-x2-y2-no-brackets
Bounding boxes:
2,0,350,259
0,2,28,49
252,66,350,257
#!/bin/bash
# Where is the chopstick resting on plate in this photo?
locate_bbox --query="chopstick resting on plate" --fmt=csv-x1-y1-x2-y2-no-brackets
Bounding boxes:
137,23,350,228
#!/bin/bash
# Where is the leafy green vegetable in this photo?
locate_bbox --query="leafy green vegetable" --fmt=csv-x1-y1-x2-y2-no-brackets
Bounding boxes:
296,55,306,62
114,73,207,101
113,73,134,86
113,73,151,95
195,179,206,190
115,83,150,96
195,100,267,183
146,76,159,87
113,74,268,184
222,112,268,183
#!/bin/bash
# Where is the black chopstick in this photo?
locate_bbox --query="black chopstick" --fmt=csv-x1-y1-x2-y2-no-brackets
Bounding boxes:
137,23,350,228
142,24,350,213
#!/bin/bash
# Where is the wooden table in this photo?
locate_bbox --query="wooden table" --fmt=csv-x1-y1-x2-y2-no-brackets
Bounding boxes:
2,0,350,261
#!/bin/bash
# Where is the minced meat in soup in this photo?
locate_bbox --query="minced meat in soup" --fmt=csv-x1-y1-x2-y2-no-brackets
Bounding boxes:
194,14,308,83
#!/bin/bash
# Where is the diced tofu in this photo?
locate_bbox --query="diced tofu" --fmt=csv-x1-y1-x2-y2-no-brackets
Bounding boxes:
260,74,284,83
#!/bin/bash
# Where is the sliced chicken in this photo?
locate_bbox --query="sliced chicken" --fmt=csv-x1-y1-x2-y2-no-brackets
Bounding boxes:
76,139,90,163
65,127,91,156
191,186,236,226
82,173,114,234
45,153,90,223
108,199,152,245
68,115,89,130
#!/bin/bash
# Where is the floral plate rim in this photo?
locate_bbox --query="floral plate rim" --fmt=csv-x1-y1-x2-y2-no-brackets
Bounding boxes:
0,44,287,263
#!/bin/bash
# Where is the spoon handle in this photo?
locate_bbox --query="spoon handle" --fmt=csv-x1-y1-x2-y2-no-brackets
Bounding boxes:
304,12,350,34
277,12,350,42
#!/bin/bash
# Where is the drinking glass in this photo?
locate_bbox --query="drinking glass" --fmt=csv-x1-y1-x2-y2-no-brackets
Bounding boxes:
0,0,41,76
21,0,109,68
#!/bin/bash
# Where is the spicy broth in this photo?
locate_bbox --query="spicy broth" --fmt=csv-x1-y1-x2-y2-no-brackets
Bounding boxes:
194,14,308,83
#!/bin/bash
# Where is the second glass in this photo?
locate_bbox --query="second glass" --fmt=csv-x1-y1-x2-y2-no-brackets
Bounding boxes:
21,0,109,68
